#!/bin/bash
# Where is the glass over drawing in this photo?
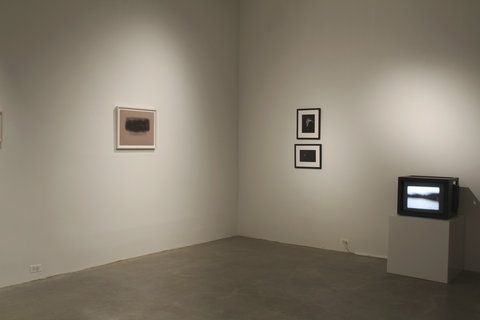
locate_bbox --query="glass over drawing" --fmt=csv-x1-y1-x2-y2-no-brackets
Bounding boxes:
116,107,156,149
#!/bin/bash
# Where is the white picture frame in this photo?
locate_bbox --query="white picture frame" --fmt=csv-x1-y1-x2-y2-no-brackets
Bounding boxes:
116,106,156,150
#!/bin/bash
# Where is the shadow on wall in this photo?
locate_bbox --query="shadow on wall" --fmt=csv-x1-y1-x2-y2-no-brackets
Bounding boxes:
459,187,480,273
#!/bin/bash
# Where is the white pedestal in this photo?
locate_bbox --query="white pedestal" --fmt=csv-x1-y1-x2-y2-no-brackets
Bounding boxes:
387,214,465,283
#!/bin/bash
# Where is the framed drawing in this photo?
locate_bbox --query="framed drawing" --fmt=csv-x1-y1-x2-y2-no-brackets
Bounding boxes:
297,108,321,139
116,106,156,150
295,144,322,169
0,111,3,143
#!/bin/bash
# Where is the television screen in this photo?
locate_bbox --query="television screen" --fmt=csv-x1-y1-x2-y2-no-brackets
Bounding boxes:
398,176,459,219
406,186,440,211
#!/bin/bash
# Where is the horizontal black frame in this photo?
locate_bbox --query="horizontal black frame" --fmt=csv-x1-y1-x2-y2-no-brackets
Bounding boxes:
295,144,322,169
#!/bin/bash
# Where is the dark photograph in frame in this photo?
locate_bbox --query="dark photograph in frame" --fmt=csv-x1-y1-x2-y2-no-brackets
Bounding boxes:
295,144,322,169
297,108,321,139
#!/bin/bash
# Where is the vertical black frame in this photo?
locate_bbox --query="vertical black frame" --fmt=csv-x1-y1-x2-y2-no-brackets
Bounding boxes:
296,108,321,140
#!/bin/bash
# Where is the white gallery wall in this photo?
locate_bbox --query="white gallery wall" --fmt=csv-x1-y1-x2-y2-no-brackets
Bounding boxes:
1,0,480,289
0,0,239,288
238,0,480,270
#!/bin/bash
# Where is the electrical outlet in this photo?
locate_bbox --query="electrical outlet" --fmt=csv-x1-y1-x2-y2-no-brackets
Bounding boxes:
29,264,42,273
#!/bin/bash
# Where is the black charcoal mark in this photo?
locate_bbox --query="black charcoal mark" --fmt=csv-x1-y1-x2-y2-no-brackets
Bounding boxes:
125,118,150,133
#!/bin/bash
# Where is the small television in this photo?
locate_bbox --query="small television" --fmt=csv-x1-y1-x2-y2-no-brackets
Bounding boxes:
397,176,459,219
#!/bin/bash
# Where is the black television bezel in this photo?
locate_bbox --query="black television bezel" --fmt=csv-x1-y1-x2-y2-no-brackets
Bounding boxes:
397,176,459,220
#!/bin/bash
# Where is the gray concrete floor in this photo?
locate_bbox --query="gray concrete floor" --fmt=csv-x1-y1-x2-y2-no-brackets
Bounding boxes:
1,237,479,320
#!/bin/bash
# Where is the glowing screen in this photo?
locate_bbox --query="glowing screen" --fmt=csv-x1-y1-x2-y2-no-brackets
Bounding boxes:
407,186,440,211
